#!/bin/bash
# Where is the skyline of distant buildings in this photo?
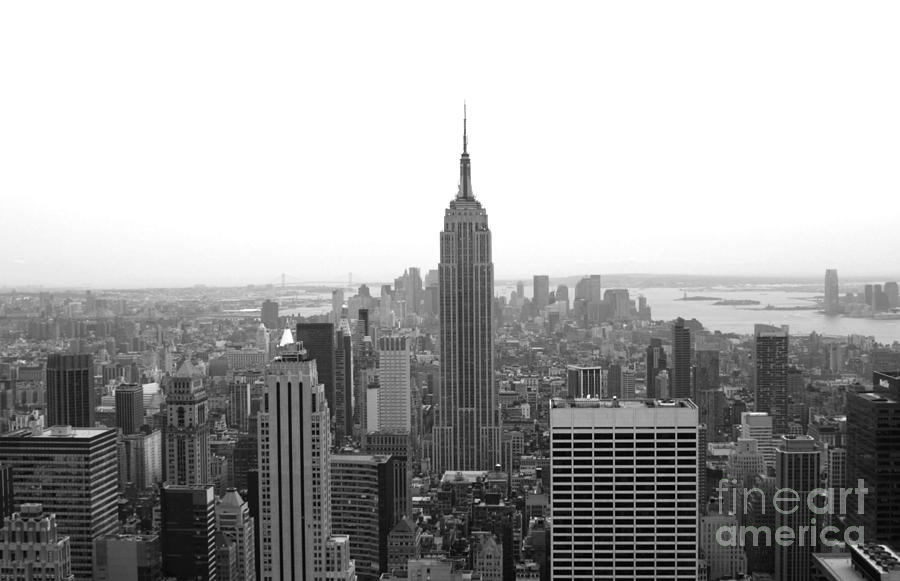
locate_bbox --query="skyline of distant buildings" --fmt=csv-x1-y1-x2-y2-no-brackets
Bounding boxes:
1,118,900,581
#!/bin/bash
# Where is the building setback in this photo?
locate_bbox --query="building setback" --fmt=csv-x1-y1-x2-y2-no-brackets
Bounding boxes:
433,114,499,472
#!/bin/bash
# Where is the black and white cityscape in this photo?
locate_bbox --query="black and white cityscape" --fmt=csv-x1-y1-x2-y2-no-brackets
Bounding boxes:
2,3,900,581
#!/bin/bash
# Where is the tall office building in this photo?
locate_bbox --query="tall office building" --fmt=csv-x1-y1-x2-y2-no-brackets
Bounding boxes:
434,114,499,472
886,281,900,309
331,289,344,325
533,275,550,311
672,318,692,399
566,365,602,398
550,399,699,580
119,427,163,490
645,338,668,399
824,269,840,314
0,503,74,581
160,484,217,581
694,349,720,391
331,454,398,581
216,488,256,581
115,383,144,435
754,325,789,434
258,342,354,581
334,309,354,443
407,267,423,315
46,353,94,428
297,322,336,424
607,362,623,398
165,361,210,486
846,374,900,546
377,336,411,433
556,284,570,311
774,436,820,581
93,533,161,581
362,432,412,527
0,426,118,581
260,300,278,330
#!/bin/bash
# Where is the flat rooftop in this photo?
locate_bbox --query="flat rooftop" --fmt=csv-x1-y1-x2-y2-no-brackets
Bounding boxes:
551,397,698,409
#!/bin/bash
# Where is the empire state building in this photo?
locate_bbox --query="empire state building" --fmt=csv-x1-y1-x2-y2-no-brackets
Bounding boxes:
434,114,499,472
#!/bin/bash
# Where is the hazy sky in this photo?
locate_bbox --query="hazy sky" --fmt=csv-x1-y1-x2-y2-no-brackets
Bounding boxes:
2,1,899,288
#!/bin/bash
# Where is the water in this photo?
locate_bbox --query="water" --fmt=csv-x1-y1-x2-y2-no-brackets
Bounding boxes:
287,282,900,344
497,283,900,344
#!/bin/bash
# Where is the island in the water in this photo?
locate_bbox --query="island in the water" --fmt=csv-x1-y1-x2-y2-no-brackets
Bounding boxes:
677,295,722,301
714,299,761,306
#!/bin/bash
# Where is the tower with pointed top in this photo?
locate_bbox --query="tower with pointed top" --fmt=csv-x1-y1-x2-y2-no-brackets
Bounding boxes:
433,111,499,472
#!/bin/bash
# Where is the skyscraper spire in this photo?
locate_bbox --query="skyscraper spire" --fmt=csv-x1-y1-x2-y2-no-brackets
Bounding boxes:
457,103,473,200
463,101,467,154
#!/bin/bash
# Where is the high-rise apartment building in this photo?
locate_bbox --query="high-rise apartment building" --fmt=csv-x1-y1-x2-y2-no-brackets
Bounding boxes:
0,426,118,581
434,116,499,472
774,435,820,581
533,275,550,311
160,484,217,581
754,325,789,434
115,383,144,435
0,503,73,581
550,398,699,580
258,342,354,581
46,353,94,428
164,362,210,486
672,318,692,399
645,338,668,399
824,269,840,314
377,336,411,433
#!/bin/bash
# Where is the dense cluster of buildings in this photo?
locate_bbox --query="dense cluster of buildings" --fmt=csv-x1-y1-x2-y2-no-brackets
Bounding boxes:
0,123,898,581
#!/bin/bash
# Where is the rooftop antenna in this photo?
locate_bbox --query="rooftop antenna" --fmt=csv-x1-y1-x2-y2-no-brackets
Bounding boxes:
463,101,467,154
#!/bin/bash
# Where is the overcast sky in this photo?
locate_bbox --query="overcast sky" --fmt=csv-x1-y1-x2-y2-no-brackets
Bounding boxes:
2,1,898,288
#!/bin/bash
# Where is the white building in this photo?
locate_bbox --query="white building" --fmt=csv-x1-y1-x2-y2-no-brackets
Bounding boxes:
376,336,412,433
216,488,256,581
741,412,775,468
550,398,699,580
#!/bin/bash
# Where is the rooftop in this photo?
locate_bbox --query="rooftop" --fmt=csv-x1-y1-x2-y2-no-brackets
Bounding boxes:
551,397,697,409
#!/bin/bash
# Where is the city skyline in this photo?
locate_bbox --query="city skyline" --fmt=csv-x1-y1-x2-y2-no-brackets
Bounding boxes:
3,3,900,287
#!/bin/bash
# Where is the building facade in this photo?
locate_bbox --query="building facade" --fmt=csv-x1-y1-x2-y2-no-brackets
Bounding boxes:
434,117,499,472
550,399,699,580
0,426,118,581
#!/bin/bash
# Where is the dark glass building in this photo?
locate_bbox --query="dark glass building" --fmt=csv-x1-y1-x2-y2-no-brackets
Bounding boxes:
115,383,144,435
46,353,94,428
160,484,217,581
671,318,692,399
